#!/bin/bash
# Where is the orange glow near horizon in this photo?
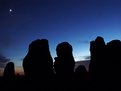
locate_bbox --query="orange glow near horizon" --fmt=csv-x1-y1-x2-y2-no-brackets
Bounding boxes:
15,66,24,76
0,66,24,77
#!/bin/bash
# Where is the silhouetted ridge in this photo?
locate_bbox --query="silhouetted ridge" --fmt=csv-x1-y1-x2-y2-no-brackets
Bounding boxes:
0,37,121,91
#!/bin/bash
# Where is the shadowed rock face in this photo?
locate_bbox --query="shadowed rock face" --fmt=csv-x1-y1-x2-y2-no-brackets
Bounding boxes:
3,62,15,79
88,36,107,90
23,39,54,81
75,65,88,90
54,42,75,90
88,37,121,90
75,65,87,76
90,36,105,61
106,40,121,77
54,42,75,76
56,42,73,58
107,40,121,60
89,36,106,78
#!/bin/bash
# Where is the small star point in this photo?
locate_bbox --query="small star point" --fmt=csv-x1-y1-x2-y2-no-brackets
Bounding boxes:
9,9,12,12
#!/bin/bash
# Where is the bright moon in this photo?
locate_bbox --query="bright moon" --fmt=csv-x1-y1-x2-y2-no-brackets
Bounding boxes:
9,9,12,12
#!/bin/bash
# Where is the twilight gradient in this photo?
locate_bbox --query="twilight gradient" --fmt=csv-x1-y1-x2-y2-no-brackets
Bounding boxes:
0,0,121,75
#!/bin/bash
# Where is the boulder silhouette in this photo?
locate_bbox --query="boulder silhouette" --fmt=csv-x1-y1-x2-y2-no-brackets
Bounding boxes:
89,36,106,74
54,42,75,90
89,36,106,90
3,62,15,79
106,40,121,90
23,39,54,90
75,65,87,78
3,62,15,91
54,42,75,76
75,65,88,90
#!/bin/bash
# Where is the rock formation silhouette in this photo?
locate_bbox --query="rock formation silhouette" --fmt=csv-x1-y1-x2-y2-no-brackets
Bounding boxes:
3,62,15,91
54,42,75,90
89,36,106,90
3,62,15,79
0,37,121,91
23,39,54,90
75,65,88,91
106,40,121,90
89,36,106,75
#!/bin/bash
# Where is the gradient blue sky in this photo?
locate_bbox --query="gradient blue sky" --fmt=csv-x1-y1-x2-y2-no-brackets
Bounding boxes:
0,0,121,69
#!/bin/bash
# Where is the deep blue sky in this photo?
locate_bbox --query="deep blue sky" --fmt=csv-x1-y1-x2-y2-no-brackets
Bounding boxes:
0,0,121,69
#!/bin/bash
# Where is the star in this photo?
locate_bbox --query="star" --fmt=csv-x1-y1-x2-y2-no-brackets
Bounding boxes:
9,9,12,12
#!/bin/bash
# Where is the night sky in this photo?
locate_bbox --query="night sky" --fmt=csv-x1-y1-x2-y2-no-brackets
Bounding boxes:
0,0,121,75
